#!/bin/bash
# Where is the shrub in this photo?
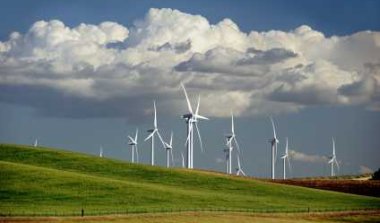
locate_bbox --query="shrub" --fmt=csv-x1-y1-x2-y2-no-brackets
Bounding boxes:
372,168,380,180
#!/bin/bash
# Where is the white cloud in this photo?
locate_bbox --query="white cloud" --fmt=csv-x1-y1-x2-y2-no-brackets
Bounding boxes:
289,150,329,163
0,8,379,119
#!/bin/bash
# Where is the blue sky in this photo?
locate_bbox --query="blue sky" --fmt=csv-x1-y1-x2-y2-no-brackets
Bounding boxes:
0,0,379,178
1,0,380,40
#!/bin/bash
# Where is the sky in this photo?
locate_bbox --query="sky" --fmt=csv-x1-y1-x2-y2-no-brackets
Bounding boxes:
0,0,379,178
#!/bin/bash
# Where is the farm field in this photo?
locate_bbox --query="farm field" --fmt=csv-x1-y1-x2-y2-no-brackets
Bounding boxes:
271,179,380,197
1,144,380,217
1,210,380,223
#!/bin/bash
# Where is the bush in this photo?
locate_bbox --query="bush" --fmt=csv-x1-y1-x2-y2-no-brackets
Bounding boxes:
372,168,380,180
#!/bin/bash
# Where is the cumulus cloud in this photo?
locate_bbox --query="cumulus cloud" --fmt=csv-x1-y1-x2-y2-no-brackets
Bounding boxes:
289,150,329,163
0,8,379,120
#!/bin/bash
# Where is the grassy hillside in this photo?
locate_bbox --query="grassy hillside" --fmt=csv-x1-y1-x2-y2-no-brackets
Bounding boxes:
1,144,380,215
3,211,380,223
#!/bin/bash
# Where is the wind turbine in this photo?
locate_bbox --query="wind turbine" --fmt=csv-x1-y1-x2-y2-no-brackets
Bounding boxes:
181,83,209,169
280,137,291,179
99,146,103,158
163,132,174,168
269,117,279,179
145,101,165,166
34,139,38,147
235,154,246,176
128,128,139,163
328,137,339,177
225,113,241,174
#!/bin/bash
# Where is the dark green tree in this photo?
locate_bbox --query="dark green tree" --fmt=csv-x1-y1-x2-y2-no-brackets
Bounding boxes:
372,168,380,180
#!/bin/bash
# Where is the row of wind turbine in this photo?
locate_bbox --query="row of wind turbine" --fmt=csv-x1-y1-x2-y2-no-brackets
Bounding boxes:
268,118,339,179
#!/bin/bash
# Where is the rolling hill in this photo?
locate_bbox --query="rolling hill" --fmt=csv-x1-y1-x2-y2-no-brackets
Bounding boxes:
1,144,379,216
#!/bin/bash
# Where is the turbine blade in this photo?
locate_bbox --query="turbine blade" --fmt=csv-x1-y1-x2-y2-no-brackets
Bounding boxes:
154,101,157,128
270,116,277,139
237,154,241,169
185,124,193,146
128,135,135,143
135,128,139,142
194,114,209,120
170,131,173,147
181,83,193,114
231,112,235,134
233,137,241,154
286,137,289,155
332,137,335,156
156,130,166,149
335,159,340,172
195,95,200,116
144,129,156,141
195,123,204,153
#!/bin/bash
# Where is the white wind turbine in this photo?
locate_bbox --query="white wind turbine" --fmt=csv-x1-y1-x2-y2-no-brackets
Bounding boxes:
163,132,174,168
34,139,38,147
99,146,103,158
128,129,139,163
280,137,291,179
235,154,246,176
181,83,209,169
225,113,241,174
328,137,339,177
145,101,165,166
269,117,279,179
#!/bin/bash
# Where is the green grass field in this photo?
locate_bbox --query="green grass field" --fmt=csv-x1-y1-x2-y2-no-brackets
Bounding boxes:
1,144,380,216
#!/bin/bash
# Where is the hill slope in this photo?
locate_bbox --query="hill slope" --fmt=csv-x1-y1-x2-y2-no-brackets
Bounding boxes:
1,144,379,215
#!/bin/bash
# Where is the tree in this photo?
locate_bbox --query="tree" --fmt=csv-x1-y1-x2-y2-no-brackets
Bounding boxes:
372,168,380,180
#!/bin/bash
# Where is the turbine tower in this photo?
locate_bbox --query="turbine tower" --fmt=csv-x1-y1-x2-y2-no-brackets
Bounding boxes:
128,129,139,163
328,137,339,177
99,146,103,158
181,83,209,169
181,152,185,168
163,132,174,168
225,113,241,174
223,146,230,174
34,139,38,147
235,154,246,176
145,101,164,166
269,117,279,179
280,137,291,179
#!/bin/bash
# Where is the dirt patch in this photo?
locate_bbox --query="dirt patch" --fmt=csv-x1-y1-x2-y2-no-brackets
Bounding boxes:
271,179,380,197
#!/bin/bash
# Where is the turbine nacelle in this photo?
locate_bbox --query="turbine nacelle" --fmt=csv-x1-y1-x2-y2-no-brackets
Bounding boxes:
182,114,193,119
269,138,279,144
